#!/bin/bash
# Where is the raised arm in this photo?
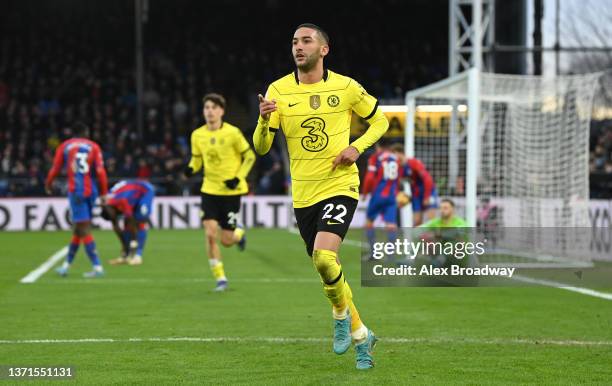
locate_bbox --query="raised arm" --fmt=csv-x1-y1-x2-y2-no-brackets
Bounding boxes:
253,87,280,155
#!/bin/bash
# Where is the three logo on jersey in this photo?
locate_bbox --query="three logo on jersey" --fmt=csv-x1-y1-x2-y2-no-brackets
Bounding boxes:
301,117,328,152
198,138,224,165
297,94,340,152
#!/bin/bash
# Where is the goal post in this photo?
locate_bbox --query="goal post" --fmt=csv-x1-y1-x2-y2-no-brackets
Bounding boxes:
403,68,480,227
403,68,602,230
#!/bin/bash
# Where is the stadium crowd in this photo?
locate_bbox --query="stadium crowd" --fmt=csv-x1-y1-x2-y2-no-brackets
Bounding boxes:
590,121,612,198
0,0,446,197
0,0,610,198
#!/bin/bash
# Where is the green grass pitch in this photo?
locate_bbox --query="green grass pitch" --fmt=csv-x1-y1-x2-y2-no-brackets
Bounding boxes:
1,229,611,384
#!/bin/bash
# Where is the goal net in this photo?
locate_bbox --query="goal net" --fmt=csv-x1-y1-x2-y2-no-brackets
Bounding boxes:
404,69,601,267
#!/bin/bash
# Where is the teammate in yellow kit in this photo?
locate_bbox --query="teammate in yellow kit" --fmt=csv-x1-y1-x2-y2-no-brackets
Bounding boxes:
186,93,255,292
253,24,389,369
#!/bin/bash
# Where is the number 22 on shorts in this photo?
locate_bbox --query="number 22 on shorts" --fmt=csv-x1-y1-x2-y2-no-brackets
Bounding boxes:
322,203,347,225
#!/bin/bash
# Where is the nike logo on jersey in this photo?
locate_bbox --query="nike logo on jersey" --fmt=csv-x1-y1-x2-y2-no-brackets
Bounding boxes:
326,220,342,225
288,102,301,107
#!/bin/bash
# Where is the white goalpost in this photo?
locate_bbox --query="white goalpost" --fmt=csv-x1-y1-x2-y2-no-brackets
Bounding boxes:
404,68,601,228
403,68,601,267
396,0,605,268
404,68,481,227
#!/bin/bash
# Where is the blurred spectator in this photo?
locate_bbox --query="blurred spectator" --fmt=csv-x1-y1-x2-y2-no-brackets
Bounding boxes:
20,0,612,200
255,146,284,195
590,121,612,198
137,159,152,179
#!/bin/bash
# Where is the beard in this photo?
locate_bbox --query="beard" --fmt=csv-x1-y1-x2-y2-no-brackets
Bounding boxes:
295,52,318,72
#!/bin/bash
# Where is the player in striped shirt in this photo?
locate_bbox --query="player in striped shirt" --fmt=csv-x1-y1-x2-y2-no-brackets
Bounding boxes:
45,122,108,278
391,144,439,226
362,140,402,251
100,179,155,266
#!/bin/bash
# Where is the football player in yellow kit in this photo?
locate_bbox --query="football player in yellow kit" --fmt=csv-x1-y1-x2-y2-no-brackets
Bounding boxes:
253,24,388,369
186,93,255,292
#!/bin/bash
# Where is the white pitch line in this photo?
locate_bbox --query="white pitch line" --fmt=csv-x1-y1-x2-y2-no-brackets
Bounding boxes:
19,246,68,284
41,277,319,285
512,275,612,301
38,276,612,302
23,234,611,306
0,336,610,347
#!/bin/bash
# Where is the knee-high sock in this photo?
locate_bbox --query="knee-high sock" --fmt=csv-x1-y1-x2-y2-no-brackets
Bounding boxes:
312,249,348,316
136,223,148,256
234,227,245,242
344,282,367,340
66,235,80,264
209,259,226,282
344,283,361,329
83,234,102,268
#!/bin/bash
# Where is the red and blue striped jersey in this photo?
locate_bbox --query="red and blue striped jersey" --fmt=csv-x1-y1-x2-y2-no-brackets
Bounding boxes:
106,180,154,217
404,158,435,200
362,150,402,198
46,138,108,197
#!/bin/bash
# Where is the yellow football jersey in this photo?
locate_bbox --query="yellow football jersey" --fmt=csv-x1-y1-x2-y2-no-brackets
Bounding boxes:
189,122,251,196
264,69,380,208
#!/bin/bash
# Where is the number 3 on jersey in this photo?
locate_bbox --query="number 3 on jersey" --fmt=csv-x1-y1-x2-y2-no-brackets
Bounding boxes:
322,203,347,225
301,117,328,152
74,152,90,173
